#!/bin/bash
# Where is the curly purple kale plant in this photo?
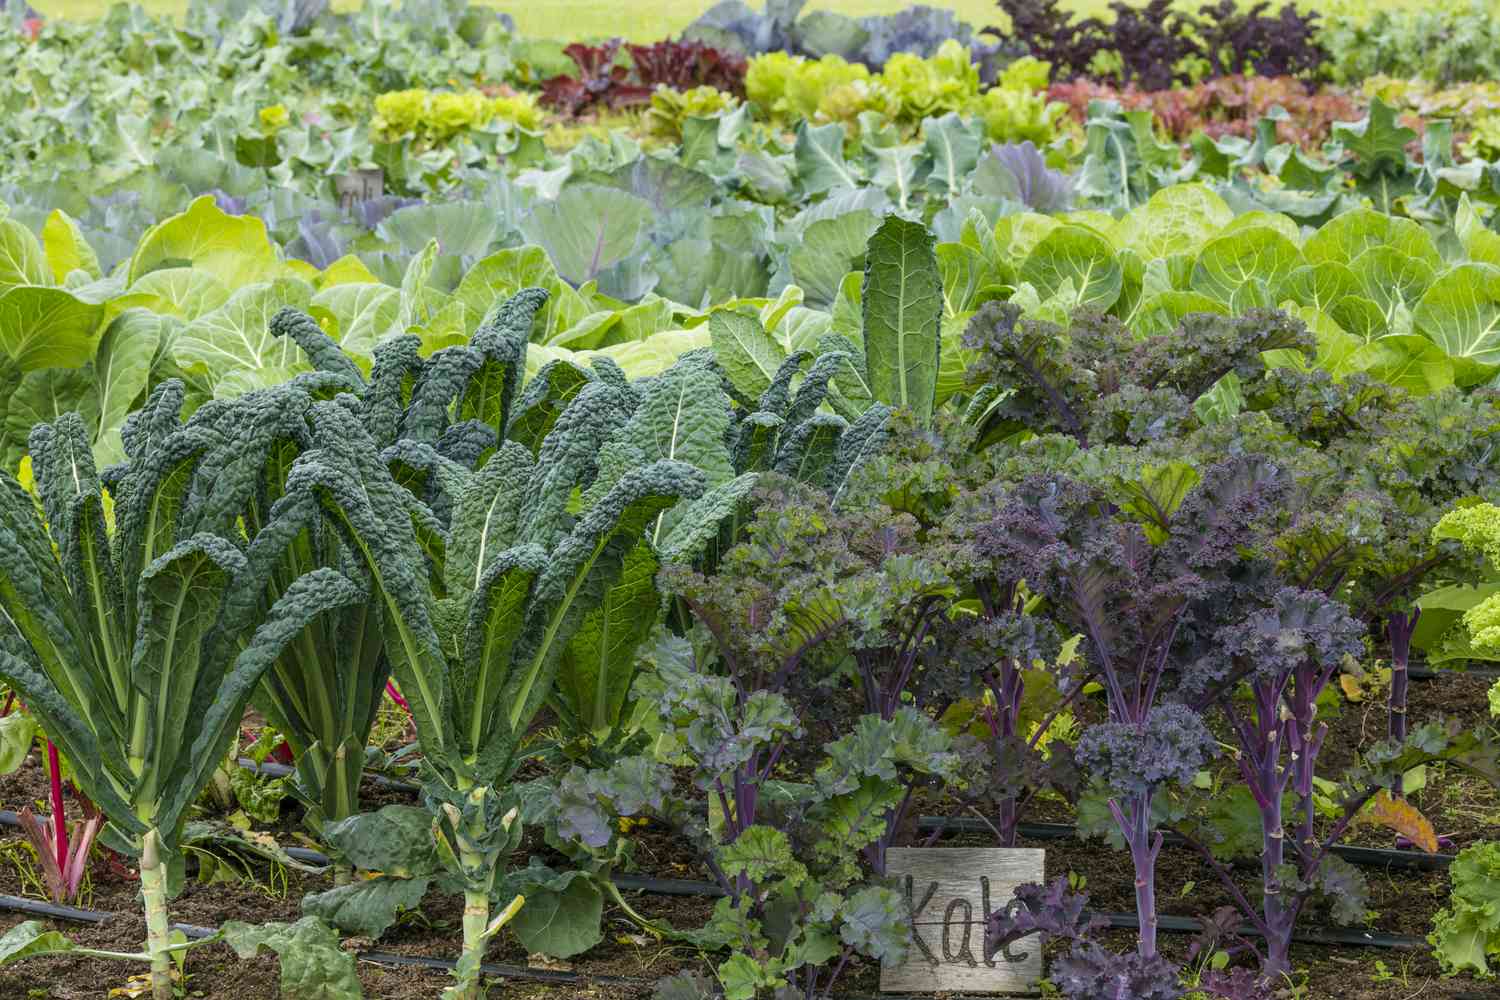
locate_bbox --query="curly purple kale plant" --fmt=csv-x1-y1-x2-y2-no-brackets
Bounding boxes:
972,457,1289,961
1176,587,1365,979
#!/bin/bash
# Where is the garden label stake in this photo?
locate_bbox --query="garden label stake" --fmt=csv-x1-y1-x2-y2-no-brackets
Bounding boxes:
880,848,1045,994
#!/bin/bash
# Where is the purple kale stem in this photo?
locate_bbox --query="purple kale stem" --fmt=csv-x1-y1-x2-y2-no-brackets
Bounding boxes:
1255,718,1293,977
1289,661,1332,861
1112,794,1163,958
1387,609,1419,746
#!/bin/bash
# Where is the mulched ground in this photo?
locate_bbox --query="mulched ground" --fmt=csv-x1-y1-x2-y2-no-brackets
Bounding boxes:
0,672,1494,999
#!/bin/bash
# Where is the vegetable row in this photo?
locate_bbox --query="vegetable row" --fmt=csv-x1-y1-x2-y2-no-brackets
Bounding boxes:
2,210,1500,997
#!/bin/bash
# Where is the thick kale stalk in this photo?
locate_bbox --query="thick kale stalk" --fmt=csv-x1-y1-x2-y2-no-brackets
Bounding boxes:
0,388,359,998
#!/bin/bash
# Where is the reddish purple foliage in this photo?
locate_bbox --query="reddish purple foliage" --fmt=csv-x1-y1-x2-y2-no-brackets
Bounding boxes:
542,37,747,117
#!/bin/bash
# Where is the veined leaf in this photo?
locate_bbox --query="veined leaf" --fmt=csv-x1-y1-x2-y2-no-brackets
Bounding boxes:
1018,224,1123,312
129,195,281,287
862,215,941,422
0,286,106,371
556,541,661,738
710,310,785,403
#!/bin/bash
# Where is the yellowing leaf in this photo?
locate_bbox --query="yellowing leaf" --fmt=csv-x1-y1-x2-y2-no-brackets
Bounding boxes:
1361,790,1438,853
1339,674,1365,702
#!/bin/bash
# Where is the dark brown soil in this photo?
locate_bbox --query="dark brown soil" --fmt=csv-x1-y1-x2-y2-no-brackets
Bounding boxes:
0,671,1495,998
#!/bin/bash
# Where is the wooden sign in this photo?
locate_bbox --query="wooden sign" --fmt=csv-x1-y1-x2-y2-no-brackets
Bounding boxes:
333,169,384,212
880,847,1045,995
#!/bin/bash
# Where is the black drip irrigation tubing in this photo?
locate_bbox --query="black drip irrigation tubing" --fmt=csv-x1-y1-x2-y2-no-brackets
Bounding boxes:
1409,665,1500,680
917,818,1457,872
226,760,1464,873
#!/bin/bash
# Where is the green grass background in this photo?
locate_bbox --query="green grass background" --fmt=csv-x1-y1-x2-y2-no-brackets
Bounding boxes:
37,0,1427,41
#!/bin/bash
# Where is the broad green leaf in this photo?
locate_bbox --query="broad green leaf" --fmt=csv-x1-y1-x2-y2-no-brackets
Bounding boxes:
1113,183,1234,258
1218,210,1301,245
1353,248,1434,321
378,200,500,259
935,312,976,407
862,216,941,422
318,255,380,288
1351,333,1456,395
324,805,442,876
866,143,922,212
790,210,880,309
129,195,281,287
1018,224,1123,312
0,287,106,371
1303,209,1440,269
94,310,162,450
221,917,364,1000
302,876,431,939
922,113,981,196
1331,98,1417,178
174,279,317,396
709,310,785,402
309,282,400,362
456,246,590,345
0,713,36,775
1277,262,1359,312
2,369,99,470
0,218,48,291
936,242,998,318
993,213,1060,261
0,921,76,965
509,870,603,959
520,184,653,286
1119,463,1201,544
1191,226,1302,306
795,121,859,195
1413,263,1500,374
1264,305,1362,379
124,267,232,321
1457,196,1500,267
591,327,709,380
42,210,101,284
1134,291,1227,338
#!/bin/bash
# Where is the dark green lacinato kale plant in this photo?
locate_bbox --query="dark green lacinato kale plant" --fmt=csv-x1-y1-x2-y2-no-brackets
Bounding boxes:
273,288,715,995
168,313,401,848
0,383,361,999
